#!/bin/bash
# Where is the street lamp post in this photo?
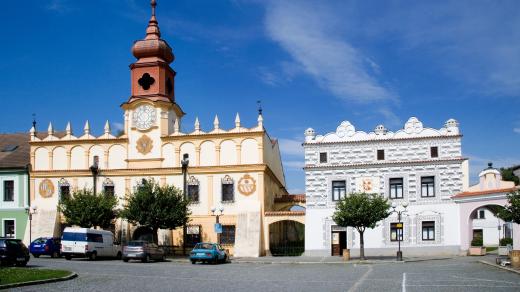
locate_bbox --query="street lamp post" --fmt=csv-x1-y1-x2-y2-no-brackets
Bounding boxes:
25,205,37,244
211,206,224,244
90,156,100,194
181,154,189,256
391,201,408,261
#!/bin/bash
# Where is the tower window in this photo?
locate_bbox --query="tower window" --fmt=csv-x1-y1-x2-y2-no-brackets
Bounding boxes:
166,78,173,96
138,73,155,90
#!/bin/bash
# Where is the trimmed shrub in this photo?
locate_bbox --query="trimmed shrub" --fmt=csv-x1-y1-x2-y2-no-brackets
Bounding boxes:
471,237,483,247
500,237,513,246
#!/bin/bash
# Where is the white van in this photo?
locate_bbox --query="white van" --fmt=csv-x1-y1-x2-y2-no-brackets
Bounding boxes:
61,227,121,260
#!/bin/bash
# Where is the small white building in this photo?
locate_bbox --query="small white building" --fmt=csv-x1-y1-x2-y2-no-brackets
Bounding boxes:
303,117,469,257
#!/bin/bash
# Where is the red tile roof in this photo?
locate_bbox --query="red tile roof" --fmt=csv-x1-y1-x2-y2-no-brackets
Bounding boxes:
264,211,305,216
274,194,306,203
452,187,518,199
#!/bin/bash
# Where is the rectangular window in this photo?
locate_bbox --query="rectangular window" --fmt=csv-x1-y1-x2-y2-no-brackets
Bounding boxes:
188,185,199,202
222,184,234,202
478,210,485,219
60,186,70,200
3,180,14,202
422,221,435,241
220,225,236,245
319,152,327,163
3,220,15,238
390,223,403,242
430,147,439,158
103,186,115,197
421,176,435,197
332,180,346,201
389,178,404,199
377,149,385,160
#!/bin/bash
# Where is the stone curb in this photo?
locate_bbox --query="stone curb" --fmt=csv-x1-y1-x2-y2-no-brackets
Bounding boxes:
167,257,452,265
0,272,78,290
404,257,454,263
478,260,520,275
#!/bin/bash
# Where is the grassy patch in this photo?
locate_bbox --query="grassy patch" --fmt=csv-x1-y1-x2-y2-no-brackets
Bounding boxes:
0,268,72,285
486,246,498,252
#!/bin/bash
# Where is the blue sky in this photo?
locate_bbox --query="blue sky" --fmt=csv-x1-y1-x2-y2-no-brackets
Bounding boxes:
0,0,519,193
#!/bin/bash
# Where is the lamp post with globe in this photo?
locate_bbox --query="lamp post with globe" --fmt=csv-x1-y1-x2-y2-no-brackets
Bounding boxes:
390,201,408,261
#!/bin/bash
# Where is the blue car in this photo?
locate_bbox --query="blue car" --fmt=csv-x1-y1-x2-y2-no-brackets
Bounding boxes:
190,243,228,264
30,237,61,258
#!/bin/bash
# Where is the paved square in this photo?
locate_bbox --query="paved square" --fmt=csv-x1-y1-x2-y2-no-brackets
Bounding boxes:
11,257,520,291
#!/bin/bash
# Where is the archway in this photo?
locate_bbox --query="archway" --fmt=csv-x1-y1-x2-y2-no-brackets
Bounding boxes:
467,204,509,249
132,226,154,242
269,220,305,256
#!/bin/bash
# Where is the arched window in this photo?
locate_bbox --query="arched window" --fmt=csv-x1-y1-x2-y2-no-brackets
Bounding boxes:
187,176,200,202
103,178,115,196
221,175,234,202
58,178,70,200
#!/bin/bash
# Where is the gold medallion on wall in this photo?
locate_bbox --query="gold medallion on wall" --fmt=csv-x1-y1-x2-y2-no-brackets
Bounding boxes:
136,134,153,155
39,179,55,198
238,174,256,196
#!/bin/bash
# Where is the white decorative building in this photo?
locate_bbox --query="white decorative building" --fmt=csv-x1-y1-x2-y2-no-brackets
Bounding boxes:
304,117,469,257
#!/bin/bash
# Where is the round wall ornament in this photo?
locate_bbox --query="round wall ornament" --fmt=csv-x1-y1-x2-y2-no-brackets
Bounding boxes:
136,134,153,155
238,174,256,196
39,179,55,198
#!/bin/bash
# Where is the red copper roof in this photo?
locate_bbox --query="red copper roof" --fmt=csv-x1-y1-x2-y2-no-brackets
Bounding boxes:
452,187,518,199
265,211,305,216
274,194,306,203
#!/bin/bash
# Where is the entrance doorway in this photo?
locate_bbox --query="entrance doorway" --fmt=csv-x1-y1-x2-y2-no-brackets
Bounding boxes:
331,231,347,256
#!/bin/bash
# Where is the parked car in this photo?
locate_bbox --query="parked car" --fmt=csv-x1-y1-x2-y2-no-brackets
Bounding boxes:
30,237,61,258
122,240,165,263
61,227,121,260
0,238,30,266
190,242,228,264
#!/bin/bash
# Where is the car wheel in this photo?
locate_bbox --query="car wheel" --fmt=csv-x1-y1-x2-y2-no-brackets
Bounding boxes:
191,260,196,264
161,254,166,262
213,256,218,265
33,254,40,258
116,252,122,260
123,258,129,262
142,254,150,263
223,254,228,263
89,252,97,261
51,251,59,258
65,255,71,260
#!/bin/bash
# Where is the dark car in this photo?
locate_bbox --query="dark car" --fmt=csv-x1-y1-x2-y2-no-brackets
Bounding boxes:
190,243,228,264
0,238,30,267
122,241,165,263
30,237,61,258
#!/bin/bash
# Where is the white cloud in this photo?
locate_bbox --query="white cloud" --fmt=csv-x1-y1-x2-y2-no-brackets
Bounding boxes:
287,188,304,194
263,1,396,103
360,1,520,97
46,0,71,13
467,154,520,184
283,160,305,170
112,122,124,133
514,128,520,134
278,138,303,156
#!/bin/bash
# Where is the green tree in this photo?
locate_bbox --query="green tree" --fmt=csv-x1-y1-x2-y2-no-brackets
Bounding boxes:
59,189,118,229
120,179,191,244
497,190,520,224
332,192,391,260
500,167,519,185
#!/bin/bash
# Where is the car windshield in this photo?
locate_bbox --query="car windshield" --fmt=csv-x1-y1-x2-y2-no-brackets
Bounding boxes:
194,243,214,250
33,238,47,244
128,241,145,246
0,240,5,248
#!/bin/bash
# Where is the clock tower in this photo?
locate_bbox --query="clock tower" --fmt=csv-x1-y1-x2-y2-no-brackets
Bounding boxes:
122,0,184,165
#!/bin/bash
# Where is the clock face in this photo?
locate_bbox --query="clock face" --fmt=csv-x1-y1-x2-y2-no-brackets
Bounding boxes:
132,105,156,130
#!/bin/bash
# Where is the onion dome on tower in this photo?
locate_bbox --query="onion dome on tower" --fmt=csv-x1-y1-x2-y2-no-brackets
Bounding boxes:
131,0,174,64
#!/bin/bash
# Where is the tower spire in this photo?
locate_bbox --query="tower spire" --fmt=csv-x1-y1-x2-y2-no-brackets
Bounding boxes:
145,0,161,40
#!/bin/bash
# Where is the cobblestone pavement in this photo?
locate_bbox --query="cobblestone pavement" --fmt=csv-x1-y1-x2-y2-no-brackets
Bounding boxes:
11,256,520,292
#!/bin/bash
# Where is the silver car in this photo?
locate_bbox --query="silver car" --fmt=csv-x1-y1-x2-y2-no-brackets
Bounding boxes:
122,241,165,263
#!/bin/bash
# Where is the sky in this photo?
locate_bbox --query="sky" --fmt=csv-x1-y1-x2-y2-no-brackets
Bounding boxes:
0,0,519,193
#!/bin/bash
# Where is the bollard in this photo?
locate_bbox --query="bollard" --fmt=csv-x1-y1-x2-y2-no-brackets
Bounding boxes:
343,249,350,261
